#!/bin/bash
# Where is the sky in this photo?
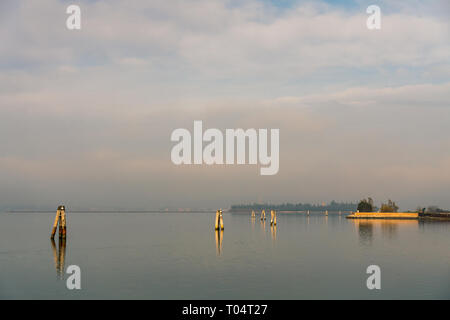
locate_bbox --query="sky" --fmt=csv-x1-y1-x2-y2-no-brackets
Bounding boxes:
0,0,449,211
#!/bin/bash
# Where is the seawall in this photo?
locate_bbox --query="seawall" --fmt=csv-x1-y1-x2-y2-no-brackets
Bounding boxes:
346,212,419,219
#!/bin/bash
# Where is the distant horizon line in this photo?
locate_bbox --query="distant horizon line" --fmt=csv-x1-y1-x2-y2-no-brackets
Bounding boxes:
3,209,218,213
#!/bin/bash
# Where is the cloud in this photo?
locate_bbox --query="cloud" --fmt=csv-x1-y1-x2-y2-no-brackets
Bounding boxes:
271,82,450,108
0,0,449,210
1,1,449,80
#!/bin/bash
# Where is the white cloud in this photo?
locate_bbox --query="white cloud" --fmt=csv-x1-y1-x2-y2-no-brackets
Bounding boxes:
271,82,450,108
0,0,449,209
1,1,448,78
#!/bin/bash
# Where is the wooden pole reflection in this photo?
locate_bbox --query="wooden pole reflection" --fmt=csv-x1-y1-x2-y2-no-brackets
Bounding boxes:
58,237,66,278
271,224,277,242
50,238,58,272
50,237,66,279
215,229,224,256
260,218,266,238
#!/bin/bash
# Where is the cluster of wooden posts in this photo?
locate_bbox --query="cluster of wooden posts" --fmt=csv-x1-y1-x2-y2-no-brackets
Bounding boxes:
215,209,277,255
251,209,277,226
51,205,67,239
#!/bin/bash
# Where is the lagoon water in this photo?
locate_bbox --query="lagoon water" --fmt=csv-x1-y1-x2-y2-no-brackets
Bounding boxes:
0,211,448,299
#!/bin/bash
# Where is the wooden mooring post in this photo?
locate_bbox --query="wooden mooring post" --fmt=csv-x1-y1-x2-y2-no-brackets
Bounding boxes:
51,205,67,239
270,210,277,226
215,209,224,231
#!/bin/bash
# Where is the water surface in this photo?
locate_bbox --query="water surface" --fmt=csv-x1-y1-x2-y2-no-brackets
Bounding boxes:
0,211,448,299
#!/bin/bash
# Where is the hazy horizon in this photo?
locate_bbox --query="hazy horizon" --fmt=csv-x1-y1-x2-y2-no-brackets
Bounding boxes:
1,0,449,211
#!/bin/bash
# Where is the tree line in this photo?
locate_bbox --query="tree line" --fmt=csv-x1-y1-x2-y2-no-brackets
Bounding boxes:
357,197,400,212
231,201,357,212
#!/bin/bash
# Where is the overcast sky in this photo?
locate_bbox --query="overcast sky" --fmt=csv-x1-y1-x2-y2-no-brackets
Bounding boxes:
0,0,449,211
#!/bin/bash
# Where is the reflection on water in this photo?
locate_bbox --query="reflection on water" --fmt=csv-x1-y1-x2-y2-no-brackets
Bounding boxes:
419,219,450,232
351,219,419,246
354,220,374,245
1,212,448,299
214,229,223,256
50,237,66,279
260,219,266,238
380,221,398,239
271,225,277,243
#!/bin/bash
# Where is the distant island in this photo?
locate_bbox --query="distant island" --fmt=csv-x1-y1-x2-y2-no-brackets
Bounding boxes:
231,198,450,220
230,201,357,212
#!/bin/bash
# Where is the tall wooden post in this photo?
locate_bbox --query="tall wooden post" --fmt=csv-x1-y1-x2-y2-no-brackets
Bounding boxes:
51,209,61,239
51,205,66,239
219,209,224,230
215,210,220,230
60,207,67,239
215,209,224,231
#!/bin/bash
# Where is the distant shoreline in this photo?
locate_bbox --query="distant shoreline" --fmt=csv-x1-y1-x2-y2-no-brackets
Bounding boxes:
419,212,450,219
3,210,217,214
229,209,352,214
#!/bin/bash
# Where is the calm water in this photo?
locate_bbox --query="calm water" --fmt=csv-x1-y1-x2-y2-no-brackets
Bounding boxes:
0,211,448,299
